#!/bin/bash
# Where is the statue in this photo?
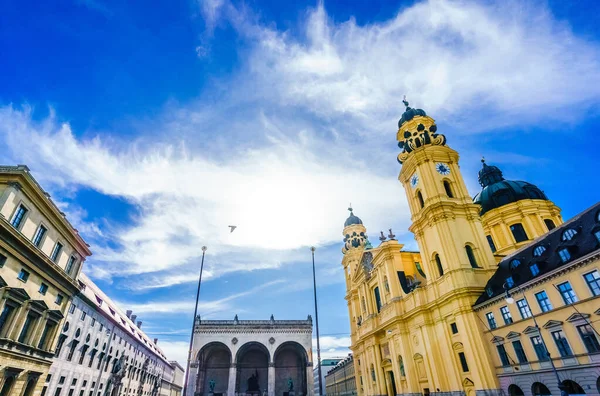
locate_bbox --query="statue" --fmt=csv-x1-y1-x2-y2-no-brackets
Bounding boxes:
287,378,294,392
209,379,216,393
247,369,260,392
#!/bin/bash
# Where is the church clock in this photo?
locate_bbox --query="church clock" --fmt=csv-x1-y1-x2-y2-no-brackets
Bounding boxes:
435,163,450,176
410,174,419,188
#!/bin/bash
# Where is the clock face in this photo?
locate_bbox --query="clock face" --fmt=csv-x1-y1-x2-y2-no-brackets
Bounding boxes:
410,174,419,188
435,163,451,176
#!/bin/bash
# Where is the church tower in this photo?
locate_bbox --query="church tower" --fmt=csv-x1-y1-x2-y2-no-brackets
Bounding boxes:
397,99,496,278
395,99,501,396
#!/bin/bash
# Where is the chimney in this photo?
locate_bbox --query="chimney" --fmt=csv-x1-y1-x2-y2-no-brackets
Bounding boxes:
137,320,142,329
153,338,158,344
131,314,137,323
126,310,132,319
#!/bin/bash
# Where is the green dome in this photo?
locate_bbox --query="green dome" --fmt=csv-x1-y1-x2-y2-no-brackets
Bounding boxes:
473,160,548,215
344,209,363,227
398,98,426,128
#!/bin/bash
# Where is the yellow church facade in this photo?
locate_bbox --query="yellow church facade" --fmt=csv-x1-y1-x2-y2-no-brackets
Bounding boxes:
340,100,599,396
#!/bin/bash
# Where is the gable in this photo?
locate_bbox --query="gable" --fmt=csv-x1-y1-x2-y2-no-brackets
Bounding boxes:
566,313,590,322
542,320,563,329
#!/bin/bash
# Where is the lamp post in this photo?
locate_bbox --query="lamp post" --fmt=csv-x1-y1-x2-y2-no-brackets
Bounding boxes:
503,283,567,396
183,246,208,396
311,247,323,396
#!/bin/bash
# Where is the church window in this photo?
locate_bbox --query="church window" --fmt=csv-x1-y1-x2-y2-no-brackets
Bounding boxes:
465,245,479,268
434,254,443,277
562,228,578,241
510,223,528,243
374,287,382,313
443,180,454,198
533,245,546,257
416,191,425,209
510,259,521,269
457,352,469,372
544,219,556,231
486,235,496,253
370,365,376,382
450,323,458,334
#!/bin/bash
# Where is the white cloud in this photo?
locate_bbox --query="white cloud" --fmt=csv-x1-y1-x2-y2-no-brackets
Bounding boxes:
154,339,189,367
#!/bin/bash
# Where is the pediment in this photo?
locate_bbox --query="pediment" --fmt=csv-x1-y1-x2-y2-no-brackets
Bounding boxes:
506,331,521,339
595,308,600,316
463,378,474,387
490,336,504,343
542,320,563,329
47,309,64,322
523,326,539,334
0,276,7,288
6,288,31,303
567,313,590,322
29,299,49,312
381,358,392,366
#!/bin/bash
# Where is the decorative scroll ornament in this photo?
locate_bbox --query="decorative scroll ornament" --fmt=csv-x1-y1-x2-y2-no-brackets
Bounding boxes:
342,230,370,254
396,98,446,164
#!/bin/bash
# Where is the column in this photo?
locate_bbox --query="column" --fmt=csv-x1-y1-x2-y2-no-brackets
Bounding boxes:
228,364,237,396
268,363,275,396
306,363,315,396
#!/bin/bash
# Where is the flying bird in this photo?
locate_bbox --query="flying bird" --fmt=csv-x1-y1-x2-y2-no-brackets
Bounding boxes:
228,225,237,233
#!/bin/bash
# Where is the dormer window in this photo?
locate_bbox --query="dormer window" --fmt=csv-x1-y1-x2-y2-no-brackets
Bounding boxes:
562,228,578,241
510,259,521,269
558,248,572,263
529,264,540,276
485,286,494,297
506,277,515,288
533,245,546,257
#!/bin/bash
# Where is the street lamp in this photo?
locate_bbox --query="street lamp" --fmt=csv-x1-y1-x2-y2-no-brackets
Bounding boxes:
503,283,567,396
311,247,323,396
183,246,208,396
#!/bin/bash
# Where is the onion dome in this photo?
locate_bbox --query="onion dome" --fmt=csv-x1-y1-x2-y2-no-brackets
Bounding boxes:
398,97,427,128
473,158,549,215
344,207,363,227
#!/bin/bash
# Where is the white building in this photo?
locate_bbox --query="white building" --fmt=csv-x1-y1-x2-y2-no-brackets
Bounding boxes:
186,315,314,396
312,359,342,396
43,273,181,396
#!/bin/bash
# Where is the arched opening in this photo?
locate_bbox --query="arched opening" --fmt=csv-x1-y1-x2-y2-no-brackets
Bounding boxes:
465,245,479,268
0,376,15,396
531,382,551,396
274,341,308,396
416,191,425,209
508,384,524,396
596,376,600,394
22,377,38,396
443,180,454,198
433,254,443,277
196,342,232,396
562,380,585,395
236,342,269,394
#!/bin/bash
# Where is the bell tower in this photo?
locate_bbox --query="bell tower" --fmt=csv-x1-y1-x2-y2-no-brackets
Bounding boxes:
397,98,496,278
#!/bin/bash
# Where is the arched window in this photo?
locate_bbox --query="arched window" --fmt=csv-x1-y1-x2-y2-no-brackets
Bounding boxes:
531,382,551,396
533,245,546,257
508,385,525,396
544,219,556,231
510,223,529,243
398,356,406,377
434,254,444,277
465,245,479,268
510,259,521,269
416,191,425,209
486,235,496,253
561,380,585,395
443,180,454,198
562,228,578,241
370,364,376,382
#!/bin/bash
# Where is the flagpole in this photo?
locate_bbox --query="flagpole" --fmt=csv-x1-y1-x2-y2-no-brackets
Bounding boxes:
183,246,207,396
311,246,323,396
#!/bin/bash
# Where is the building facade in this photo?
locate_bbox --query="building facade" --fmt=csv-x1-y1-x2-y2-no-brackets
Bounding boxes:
43,272,178,396
169,361,185,396
474,203,600,396
186,316,314,396
324,355,355,396
313,358,342,396
0,165,92,396
343,102,504,396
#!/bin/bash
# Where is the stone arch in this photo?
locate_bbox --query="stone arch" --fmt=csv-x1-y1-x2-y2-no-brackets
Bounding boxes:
274,341,308,396
562,379,585,394
236,342,270,394
531,382,551,396
507,384,524,396
196,342,233,396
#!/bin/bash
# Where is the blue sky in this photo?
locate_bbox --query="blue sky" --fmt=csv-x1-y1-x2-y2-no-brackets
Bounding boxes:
2,0,600,364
